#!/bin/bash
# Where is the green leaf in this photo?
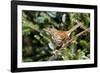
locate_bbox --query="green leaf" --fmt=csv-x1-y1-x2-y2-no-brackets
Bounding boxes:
79,40,89,49
47,11,57,18
76,49,88,59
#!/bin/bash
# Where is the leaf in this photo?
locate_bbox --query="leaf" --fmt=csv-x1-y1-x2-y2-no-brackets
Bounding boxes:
22,28,31,35
34,17,46,24
47,11,57,18
62,48,74,60
79,40,89,49
81,14,90,27
48,42,55,50
69,42,77,56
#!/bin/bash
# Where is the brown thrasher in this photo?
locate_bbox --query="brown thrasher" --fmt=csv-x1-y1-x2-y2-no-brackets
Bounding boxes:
47,28,70,50
46,23,83,51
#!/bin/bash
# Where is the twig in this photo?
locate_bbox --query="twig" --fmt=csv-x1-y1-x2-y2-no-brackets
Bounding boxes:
67,22,83,34
80,24,87,30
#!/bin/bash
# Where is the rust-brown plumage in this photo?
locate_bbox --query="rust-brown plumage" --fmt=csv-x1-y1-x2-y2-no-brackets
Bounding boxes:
46,23,82,50
47,28,70,50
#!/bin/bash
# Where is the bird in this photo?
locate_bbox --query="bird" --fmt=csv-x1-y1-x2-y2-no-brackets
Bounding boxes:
47,28,70,50
46,22,83,51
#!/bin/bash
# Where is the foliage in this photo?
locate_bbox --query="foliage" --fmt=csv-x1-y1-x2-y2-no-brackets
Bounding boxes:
22,10,90,62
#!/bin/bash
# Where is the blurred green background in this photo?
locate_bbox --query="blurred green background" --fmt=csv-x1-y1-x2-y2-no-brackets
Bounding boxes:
22,10,90,62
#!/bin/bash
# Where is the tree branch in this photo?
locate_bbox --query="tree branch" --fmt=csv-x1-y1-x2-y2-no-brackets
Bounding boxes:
80,24,87,30
66,28,90,46
67,22,83,33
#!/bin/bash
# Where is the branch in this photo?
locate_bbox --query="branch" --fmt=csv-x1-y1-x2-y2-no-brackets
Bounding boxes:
67,28,90,45
80,24,87,30
67,22,83,33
